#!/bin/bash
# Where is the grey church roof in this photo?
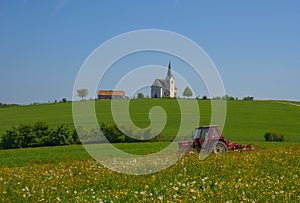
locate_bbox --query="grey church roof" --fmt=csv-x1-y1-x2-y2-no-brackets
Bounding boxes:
152,62,174,88
152,79,166,88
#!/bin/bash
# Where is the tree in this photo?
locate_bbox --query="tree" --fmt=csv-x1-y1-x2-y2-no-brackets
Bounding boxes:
77,89,88,100
212,96,222,100
137,93,144,99
61,98,67,103
223,94,235,101
243,96,254,101
183,86,193,98
202,95,208,100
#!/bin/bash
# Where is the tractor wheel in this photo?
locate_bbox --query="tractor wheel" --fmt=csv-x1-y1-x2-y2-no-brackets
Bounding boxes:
213,141,227,154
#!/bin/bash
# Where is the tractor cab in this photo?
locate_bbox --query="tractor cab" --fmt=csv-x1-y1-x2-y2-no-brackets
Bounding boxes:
193,125,224,140
192,125,226,153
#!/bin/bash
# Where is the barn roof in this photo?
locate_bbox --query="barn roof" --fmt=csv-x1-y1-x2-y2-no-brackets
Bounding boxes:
98,90,125,96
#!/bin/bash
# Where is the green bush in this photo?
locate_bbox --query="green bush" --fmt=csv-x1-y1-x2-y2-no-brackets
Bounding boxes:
98,123,160,143
0,121,163,149
73,124,125,144
43,125,72,146
100,123,126,143
264,132,285,142
202,95,208,100
1,123,36,149
71,129,82,144
0,121,77,149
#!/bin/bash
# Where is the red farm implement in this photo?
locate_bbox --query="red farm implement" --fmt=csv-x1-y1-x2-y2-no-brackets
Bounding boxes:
178,125,254,154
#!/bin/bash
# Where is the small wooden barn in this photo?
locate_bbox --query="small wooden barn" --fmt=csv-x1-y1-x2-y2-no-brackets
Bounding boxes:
97,90,125,100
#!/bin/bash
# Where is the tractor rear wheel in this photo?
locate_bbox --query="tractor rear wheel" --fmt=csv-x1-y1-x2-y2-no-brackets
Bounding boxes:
213,141,227,154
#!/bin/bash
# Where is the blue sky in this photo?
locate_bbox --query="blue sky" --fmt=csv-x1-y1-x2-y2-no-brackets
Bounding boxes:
0,0,299,104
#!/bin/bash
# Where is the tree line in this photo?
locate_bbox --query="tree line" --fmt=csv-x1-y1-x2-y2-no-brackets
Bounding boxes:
0,102,19,108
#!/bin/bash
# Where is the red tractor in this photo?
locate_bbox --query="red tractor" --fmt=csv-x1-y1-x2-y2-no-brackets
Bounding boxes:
178,125,253,154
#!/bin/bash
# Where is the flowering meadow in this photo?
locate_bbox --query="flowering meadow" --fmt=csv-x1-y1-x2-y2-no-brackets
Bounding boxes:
0,144,299,202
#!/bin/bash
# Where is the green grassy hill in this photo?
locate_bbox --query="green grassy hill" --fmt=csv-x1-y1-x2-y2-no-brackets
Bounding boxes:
0,99,299,142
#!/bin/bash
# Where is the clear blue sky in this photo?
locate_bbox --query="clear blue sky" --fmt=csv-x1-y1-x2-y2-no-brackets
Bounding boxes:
0,0,299,104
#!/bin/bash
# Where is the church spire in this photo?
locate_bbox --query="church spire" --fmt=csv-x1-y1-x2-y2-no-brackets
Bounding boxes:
167,61,173,78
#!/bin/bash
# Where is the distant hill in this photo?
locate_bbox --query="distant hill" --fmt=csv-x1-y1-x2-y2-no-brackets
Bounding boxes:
0,99,299,142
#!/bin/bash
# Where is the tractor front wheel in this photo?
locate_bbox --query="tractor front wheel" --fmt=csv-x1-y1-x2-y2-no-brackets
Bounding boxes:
213,141,227,154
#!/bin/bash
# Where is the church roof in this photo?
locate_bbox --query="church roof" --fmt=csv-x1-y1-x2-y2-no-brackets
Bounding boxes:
152,62,174,88
152,79,166,88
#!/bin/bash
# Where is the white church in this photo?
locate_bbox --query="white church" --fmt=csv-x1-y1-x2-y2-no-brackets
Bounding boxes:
151,62,177,98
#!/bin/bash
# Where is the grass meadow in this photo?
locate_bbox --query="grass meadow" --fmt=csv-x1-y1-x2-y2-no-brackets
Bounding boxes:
0,143,299,202
0,99,299,142
0,99,299,202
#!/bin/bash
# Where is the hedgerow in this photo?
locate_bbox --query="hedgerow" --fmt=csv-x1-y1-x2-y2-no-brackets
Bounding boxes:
0,122,162,149
0,121,79,149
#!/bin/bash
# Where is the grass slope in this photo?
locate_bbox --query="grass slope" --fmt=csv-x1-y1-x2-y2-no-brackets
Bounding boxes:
1,144,299,202
0,143,174,167
0,142,298,168
0,99,299,142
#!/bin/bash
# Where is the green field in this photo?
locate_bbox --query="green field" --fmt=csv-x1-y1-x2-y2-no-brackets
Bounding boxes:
0,144,299,202
0,142,298,168
0,143,172,168
1,100,299,202
0,99,299,142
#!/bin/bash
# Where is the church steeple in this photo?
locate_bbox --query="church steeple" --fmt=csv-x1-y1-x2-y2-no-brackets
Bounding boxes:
167,61,173,78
